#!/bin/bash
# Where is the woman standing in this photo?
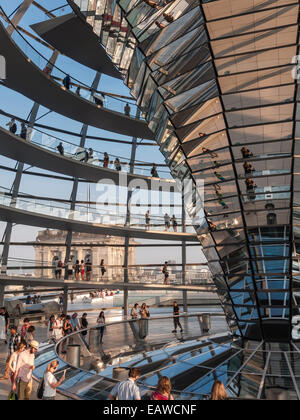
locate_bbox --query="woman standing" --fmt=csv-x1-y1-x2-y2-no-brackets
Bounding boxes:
210,380,228,400
100,259,106,279
103,152,109,168
8,342,26,390
80,260,85,281
25,325,35,347
47,315,56,343
139,303,150,339
97,311,106,344
42,361,66,400
74,260,80,281
151,377,174,400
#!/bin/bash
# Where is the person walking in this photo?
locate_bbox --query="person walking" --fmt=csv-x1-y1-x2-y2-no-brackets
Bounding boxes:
151,377,174,400
0,307,9,343
13,340,39,400
172,301,183,333
162,262,170,285
164,213,171,231
97,311,105,344
42,360,66,400
0,325,21,380
202,147,218,158
214,171,226,182
108,368,141,400
25,325,36,347
20,122,27,140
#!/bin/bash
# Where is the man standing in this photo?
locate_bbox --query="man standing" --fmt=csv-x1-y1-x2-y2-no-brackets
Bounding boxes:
13,340,39,400
0,325,21,380
108,368,141,400
172,301,183,333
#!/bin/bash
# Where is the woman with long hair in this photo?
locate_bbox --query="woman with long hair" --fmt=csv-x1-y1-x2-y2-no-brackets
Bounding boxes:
80,260,85,281
151,377,174,400
100,259,106,279
97,311,105,344
42,360,66,400
74,260,80,281
210,380,228,400
8,341,26,390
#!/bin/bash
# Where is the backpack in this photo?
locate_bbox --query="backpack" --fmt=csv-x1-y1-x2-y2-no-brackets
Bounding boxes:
37,376,45,399
11,123,17,134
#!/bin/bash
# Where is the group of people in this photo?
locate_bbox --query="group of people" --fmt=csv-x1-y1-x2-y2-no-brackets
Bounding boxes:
25,295,41,305
108,367,228,400
144,211,178,231
6,118,27,139
54,258,107,281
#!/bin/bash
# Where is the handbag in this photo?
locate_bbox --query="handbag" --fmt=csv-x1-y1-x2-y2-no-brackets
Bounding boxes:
8,391,17,401
37,376,45,399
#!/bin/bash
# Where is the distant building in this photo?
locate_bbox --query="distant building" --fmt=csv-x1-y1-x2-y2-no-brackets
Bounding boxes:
34,229,136,280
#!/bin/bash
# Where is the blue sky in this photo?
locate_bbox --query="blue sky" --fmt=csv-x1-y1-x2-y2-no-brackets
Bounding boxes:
0,0,205,266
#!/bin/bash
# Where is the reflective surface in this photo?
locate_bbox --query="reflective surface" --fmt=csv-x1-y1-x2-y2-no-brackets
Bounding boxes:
69,0,300,342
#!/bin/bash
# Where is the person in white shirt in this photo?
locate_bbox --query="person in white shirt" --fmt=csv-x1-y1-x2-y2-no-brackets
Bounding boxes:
43,360,65,400
8,341,26,388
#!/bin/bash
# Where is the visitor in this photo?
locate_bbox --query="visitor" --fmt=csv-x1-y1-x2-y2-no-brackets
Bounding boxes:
172,301,183,333
79,313,88,346
100,259,106,279
59,294,64,312
63,74,71,90
47,315,56,344
218,197,228,209
114,158,122,171
213,160,221,168
0,325,21,380
20,318,30,340
145,210,150,230
163,12,174,22
25,325,36,347
171,215,178,232
66,258,73,280
75,86,81,96
0,307,9,343
20,122,27,140
74,259,80,281
210,380,228,400
71,313,79,332
108,368,141,400
57,259,63,280
245,178,257,191
54,314,64,344
93,92,105,107
70,290,74,304
6,118,17,134
162,261,169,285
139,303,150,339
243,161,254,175
241,146,253,159
42,360,66,400
80,259,85,281
124,103,131,116
208,220,217,231
85,259,92,281
13,340,39,400
164,213,171,231
88,148,94,160
131,303,139,319
103,152,109,168
8,342,26,391
214,171,226,182
97,311,106,344
25,295,31,305
151,164,159,178
155,21,165,29
57,142,64,156
202,147,218,158
63,315,74,337
151,377,174,400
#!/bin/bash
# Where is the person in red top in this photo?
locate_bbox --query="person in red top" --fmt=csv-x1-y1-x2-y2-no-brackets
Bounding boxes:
20,318,31,340
151,377,174,400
